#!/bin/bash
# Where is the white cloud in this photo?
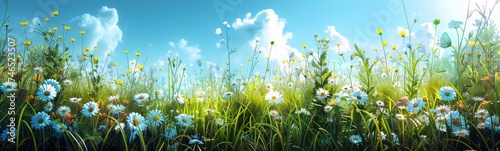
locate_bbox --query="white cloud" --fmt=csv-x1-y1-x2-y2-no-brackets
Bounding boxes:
232,9,302,67
169,39,201,61
73,6,122,57
324,26,351,54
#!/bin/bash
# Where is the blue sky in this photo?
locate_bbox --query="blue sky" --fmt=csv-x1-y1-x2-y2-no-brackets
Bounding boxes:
3,0,499,78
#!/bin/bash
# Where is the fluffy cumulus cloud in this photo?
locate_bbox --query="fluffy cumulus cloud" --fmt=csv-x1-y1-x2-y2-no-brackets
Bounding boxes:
169,39,201,61
231,9,302,66
73,6,122,57
324,26,351,54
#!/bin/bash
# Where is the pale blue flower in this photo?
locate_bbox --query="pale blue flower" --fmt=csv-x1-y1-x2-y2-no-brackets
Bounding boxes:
349,134,362,144
147,109,164,127
82,101,99,117
175,114,193,128
44,79,61,92
36,84,57,102
165,128,177,140
438,86,456,101
31,112,51,130
407,98,426,112
1,81,17,94
448,20,463,29
351,90,368,105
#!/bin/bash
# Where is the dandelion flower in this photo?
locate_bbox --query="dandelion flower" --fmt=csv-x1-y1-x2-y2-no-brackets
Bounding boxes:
134,93,149,104
265,90,283,104
127,112,148,133
349,134,362,144
438,86,456,101
452,129,469,137
44,79,61,92
316,88,330,100
56,106,71,117
175,114,193,128
399,30,407,38
80,30,85,35
351,90,368,105
147,109,164,127
376,28,382,35
82,101,99,117
407,98,426,112
20,21,29,26
31,112,51,130
36,84,57,102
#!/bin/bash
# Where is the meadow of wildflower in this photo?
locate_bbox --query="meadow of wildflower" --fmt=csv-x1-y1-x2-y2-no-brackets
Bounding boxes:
1,0,500,151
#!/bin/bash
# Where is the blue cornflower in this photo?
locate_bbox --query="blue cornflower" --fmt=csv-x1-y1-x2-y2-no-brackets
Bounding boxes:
165,128,177,140
349,134,362,144
438,86,456,101
189,135,203,145
448,20,463,29
56,105,71,117
485,115,500,131
1,81,17,94
170,142,179,150
31,112,51,130
216,118,225,126
175,114,194,128
446,111,469,131
351,90,368,105
127,112,147,132
1,128,8,142
44,79,61,92
50,121,67,133
44,102,53,113
407,98,426,112
147,109,164,127
82,101,100,117
36,84,57,102
110,104,126,115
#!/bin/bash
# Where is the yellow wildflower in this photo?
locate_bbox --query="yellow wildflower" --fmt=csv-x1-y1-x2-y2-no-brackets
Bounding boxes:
382,40,388,47
124,50,128,54
70,38,75,43
58,35,62,39
391,45,397,50
399,30,407,38
79,30,85,35
302,54,306,59
482,42,488,47
333,73,339,79
302,44,307,49
374,48,378,51
53,26,58,31
93,57,99,64
20,21,28,26
135,51,140,57
158,67,162,71
387,67,393,72
376,28,382,35
247,58,251,61
398,54,403,60
112,62,118,66
115,80,123,86
44,17,50,22
51,10,58,16
64,26,70,31
94,46,98,51
24,40,31,46
136,65,144,70
468,41,478,46
126,69,132,73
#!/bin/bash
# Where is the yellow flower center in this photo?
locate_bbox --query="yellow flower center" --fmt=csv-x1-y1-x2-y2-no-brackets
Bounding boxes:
38,118,44,124
153,115,159,121
88,107,93,112
413,103,419,108
445,92,450,96
6,84,11,88
452,118,461,127
182,118,187,123
133,119,140,126
44,91,50,96
139,95,144,99
440,108,446,113
271,96,277,101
